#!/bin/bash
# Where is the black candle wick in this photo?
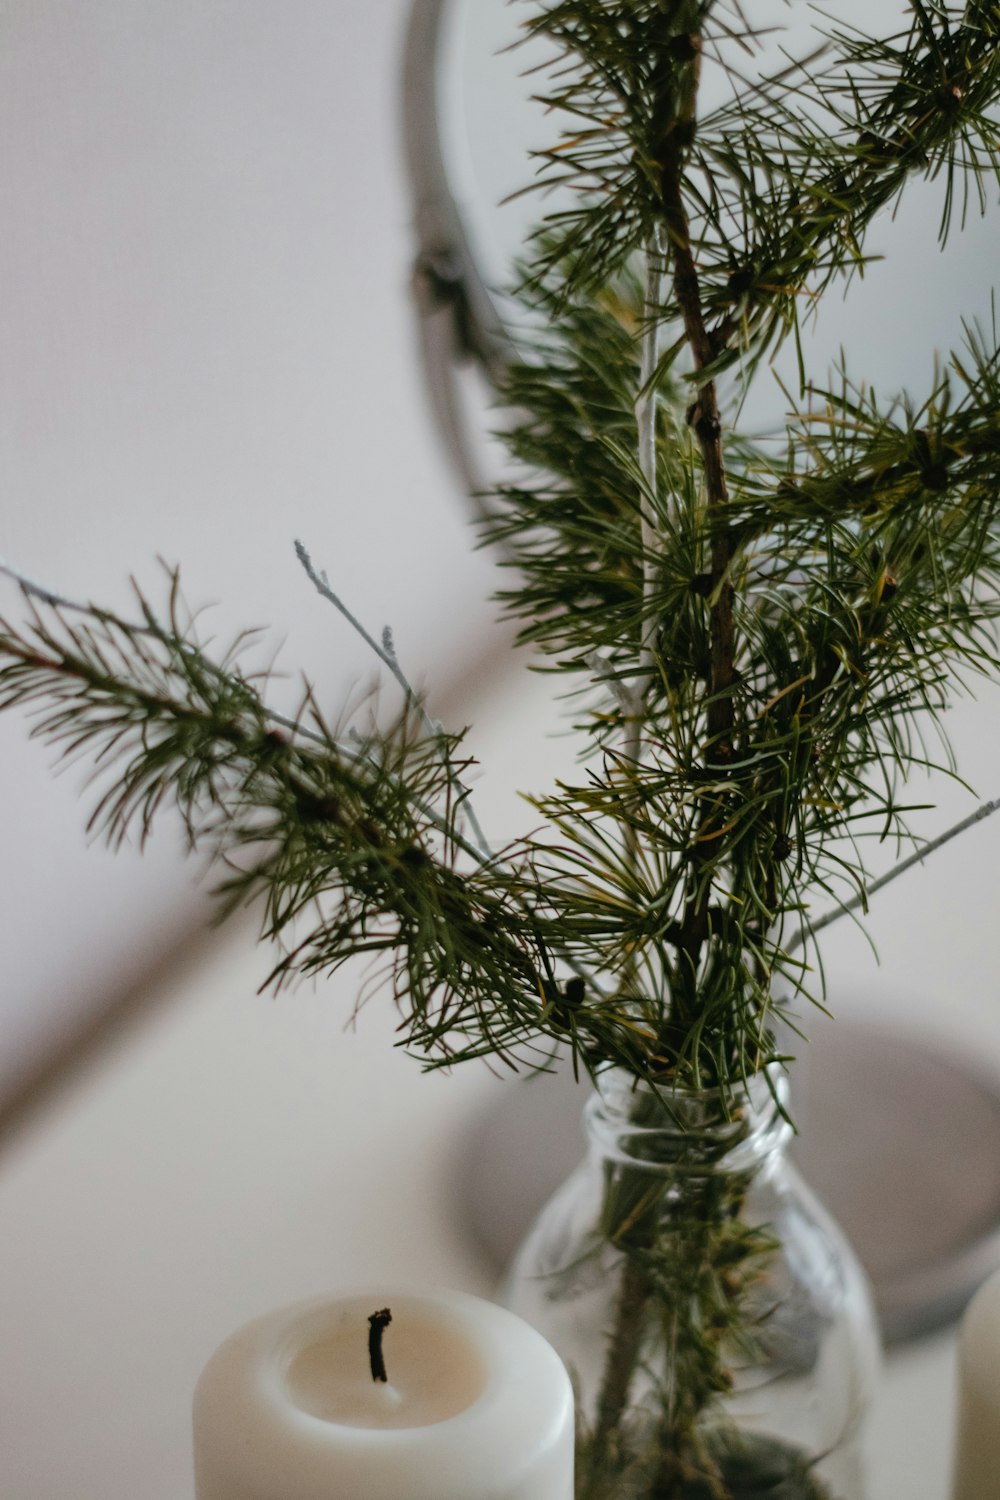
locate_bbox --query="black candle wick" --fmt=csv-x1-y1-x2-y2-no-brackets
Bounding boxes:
368,1307,392,1383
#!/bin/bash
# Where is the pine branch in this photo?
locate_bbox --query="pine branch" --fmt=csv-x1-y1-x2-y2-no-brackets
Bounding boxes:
1,1,999,1101
0,569,649,1074
484,0,1000,1083
0,559,492,868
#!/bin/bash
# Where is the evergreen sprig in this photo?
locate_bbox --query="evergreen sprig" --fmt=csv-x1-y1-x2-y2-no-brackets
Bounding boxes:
0,0,998,1102
0,573,672,1079
0,580,551,1069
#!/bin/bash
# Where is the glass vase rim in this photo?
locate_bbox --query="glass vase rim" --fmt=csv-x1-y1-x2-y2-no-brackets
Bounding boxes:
592,1061,787,1111
585,1063,792,1168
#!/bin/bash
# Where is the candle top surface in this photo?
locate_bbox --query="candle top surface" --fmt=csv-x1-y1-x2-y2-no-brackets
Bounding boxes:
194,1288,576,1500
284,1305,488,1430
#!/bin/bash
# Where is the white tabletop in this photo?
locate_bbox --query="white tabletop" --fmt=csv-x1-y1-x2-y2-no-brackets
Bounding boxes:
3,657,1000,1500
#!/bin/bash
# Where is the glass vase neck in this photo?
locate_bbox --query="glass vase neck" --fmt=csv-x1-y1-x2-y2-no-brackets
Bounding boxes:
585,1066,792,1174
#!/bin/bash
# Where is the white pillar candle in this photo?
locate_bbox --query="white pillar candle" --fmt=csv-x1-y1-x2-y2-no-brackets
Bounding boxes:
193,1287,574,1500
953,1266,1000,1497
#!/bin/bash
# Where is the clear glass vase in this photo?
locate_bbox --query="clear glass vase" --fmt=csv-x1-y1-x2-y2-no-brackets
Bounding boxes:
503,1067,879,1500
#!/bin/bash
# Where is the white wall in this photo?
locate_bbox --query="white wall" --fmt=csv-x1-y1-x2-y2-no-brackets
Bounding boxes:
0,0,503,1106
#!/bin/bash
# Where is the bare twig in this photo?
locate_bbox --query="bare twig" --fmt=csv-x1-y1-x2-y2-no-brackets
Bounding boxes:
792,796,1000,953
294,539,492,859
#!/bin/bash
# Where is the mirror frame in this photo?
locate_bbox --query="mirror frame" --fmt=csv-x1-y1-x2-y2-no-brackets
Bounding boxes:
401,0,511,495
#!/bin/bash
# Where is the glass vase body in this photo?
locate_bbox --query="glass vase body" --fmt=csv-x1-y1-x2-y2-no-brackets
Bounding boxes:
503,1068,879,1500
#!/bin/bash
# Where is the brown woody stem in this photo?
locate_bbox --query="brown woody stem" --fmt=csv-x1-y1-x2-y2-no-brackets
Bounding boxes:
656,28,737,980
581,1256,652,1499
